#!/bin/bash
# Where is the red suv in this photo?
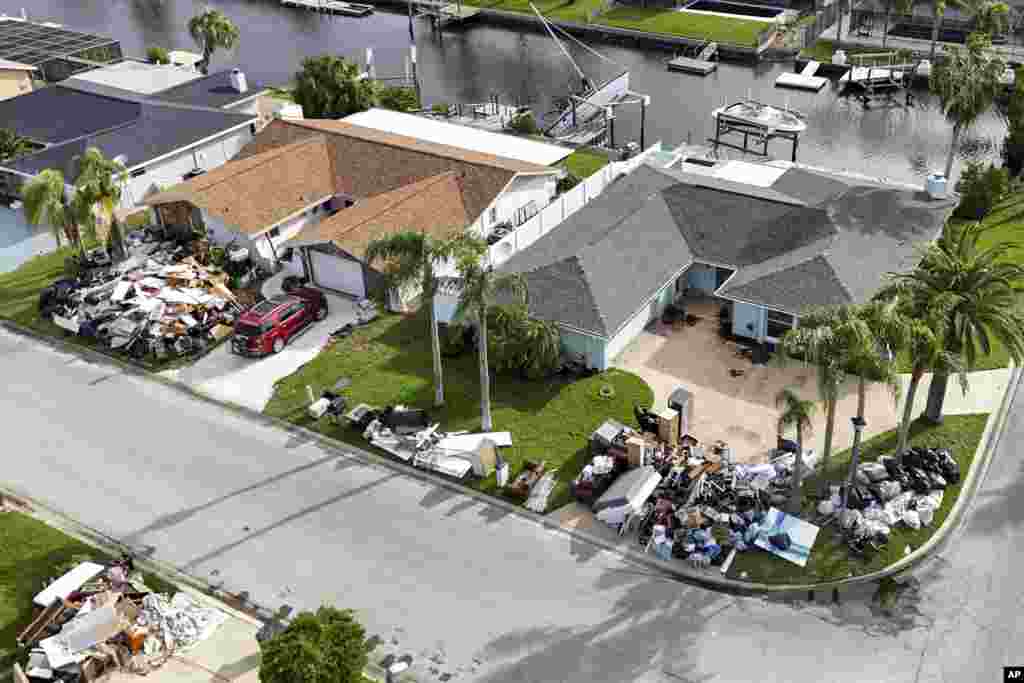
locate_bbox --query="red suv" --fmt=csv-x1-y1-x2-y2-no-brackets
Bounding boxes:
232,288,328,356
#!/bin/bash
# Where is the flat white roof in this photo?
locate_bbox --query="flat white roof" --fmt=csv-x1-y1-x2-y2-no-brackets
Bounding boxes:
342,107,573,166
64,60,200,95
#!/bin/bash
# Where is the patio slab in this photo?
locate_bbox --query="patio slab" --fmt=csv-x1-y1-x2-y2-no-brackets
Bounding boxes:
613,298,901,463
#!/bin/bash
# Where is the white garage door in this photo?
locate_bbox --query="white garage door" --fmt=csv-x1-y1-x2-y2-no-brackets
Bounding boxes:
310,250,365,297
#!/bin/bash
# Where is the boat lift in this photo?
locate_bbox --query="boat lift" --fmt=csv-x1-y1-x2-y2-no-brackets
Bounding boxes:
709,97,806,162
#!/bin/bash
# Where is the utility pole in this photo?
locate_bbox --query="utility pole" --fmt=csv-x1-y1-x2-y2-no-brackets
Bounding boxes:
640,95,651,150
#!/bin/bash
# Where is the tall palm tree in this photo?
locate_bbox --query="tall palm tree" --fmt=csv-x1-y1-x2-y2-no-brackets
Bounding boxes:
961,0,1010,35
0,127,32,163
881,0,913,49
22,170,71,251
365,231,458,408
776,388,816,514
929,0,946,61
777,312,847,468
930,31,1006,180
75,147,128,259
892,221,1024,422
452,238,526,431
188,8,240,75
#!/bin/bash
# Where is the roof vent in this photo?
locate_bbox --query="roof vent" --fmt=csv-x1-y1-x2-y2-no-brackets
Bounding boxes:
229,68,248,94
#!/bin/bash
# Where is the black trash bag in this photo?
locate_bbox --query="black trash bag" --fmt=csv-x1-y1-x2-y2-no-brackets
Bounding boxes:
936,448,961,484
927,471,948,489
908,468,932,494
843,485,867,510
769,532,792,550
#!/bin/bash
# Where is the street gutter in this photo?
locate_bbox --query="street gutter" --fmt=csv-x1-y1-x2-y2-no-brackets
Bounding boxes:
1,319,1016,598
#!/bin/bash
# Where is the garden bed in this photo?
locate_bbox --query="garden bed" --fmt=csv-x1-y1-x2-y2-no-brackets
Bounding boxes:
726,413,989,584
263,312,654,512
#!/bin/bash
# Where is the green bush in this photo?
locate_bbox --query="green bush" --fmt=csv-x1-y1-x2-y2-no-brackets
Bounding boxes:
378,85,420,112
147,47,170,65
487,304,561,379
440,322,470,357
259,606,369,683
508,112,539,135
954,161,1010,220
556,173,580,193
431,102,451,115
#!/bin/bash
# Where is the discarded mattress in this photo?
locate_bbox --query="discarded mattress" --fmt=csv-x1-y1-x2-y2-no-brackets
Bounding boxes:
434,431,513,451
593,466,662,514
39,602,124,668
753,507,820,567
34,562,106,607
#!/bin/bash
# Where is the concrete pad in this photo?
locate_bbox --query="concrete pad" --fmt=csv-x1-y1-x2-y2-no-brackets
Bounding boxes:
901,367,1010,417
614,297,901,463
160,292,356,412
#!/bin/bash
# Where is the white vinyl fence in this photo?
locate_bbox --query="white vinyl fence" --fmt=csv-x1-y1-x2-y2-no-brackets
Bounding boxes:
488,142,663,267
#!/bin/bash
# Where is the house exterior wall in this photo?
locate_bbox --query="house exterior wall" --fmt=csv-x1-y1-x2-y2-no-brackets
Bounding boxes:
121,126,255,207
732,302,767,340
559,326,608,371
686,263,718,294
202,204,323,267
478,174,557,236
605,277,676,364
0,70,33,101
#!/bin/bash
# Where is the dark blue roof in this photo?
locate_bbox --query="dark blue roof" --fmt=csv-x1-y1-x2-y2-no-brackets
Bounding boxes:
0,86,139,144
152,70,264,109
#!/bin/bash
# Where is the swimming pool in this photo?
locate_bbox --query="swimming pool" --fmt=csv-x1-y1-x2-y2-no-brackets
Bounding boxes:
683,0,785,19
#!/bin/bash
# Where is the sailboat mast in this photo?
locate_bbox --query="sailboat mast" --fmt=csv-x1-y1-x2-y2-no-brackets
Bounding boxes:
530,3,587,85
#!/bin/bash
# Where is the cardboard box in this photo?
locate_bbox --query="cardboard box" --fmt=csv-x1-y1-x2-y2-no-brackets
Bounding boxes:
657,409,680,446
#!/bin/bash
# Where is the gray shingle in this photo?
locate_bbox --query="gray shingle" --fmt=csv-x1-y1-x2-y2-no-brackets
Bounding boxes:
153,69,263,109
720,254,852,311
0,86,139,144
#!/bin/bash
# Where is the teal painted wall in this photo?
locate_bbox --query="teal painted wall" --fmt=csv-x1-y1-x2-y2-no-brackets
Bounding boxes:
732,302,767,340
560,327,608,370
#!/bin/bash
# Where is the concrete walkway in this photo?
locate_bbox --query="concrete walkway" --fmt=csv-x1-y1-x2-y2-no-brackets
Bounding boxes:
900,367,1011,417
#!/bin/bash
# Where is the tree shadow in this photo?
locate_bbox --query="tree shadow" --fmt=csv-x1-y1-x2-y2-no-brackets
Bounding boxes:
215,652,261,681
954,458,1024,537
420,485,461,510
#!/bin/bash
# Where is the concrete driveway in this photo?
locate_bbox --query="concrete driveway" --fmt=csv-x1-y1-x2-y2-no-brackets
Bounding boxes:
160,292,355,412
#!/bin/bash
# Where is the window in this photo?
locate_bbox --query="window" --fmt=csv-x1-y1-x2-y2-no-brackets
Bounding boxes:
130,167,146,178
489,207,497,224
766,310,795,340
513,200,539,227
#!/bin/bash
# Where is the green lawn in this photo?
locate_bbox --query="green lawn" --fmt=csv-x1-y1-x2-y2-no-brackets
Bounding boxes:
799,39,913,63
264,312,653,512
560,148,609,180
728,413,989,584
598,8,771,47
463,0,607,22
0,511,176,675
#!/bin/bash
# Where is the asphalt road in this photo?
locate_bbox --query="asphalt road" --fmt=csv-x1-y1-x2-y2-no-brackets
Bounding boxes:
2,327,1020,683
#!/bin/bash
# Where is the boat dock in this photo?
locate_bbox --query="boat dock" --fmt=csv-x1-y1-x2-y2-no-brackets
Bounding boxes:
667,41,718,75
430,101,524,133
414,0,482,27
775,60,828,91
280,0,374,16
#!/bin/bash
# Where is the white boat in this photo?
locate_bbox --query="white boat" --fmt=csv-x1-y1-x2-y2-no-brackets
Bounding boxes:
711,100,807,134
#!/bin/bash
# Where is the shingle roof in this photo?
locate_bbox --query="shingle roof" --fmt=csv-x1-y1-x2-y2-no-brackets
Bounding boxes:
235,118,555,222
9,101,254,182
284,173,470,259
151,69,264,109
144,136,336,235
0,86,140,144
500,162,956,336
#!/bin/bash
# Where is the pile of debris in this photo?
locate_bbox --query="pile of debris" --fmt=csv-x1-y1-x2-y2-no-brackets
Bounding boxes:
343,403,512,482
821,446,960,556
16,558,226,683
39,237,243,362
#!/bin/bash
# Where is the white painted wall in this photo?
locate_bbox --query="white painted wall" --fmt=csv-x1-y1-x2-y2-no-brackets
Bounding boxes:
478,174,556,235
121,126,254,207
606,277,676,364
202,204,324,268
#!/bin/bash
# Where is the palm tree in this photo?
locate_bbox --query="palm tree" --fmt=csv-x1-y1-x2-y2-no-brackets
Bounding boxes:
188,8,240,75
0,127,32,163
929,0,946,62
777,312,847,468
452,238,526,431
776,388,816,514
22,170,71,251
961,0,1010,35
892,221,1024,422
930,31,1006,180
75,147,128,258
881,0,913,49
365,231,458,408
291,55,378,120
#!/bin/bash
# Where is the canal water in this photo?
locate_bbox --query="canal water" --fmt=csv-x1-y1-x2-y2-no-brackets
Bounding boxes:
0,0,1008,270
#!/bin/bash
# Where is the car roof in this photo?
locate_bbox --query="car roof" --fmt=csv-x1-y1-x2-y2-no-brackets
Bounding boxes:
238,295,301,323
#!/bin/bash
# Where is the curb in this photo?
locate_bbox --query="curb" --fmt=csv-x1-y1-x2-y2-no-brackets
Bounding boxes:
1,320,1016,595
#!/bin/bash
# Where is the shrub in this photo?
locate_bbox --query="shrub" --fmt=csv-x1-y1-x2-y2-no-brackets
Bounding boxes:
378,85,420,112
487,304,561,379
508,112,539,136
259,606,369,683
431,102,451,115
440,322,471,357
556,173,580,193
147,47,170,65
954,161,1010,219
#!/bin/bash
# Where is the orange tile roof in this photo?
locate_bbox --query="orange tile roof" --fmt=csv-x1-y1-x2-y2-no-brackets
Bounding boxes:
145,135,336,235
286,172,470,258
